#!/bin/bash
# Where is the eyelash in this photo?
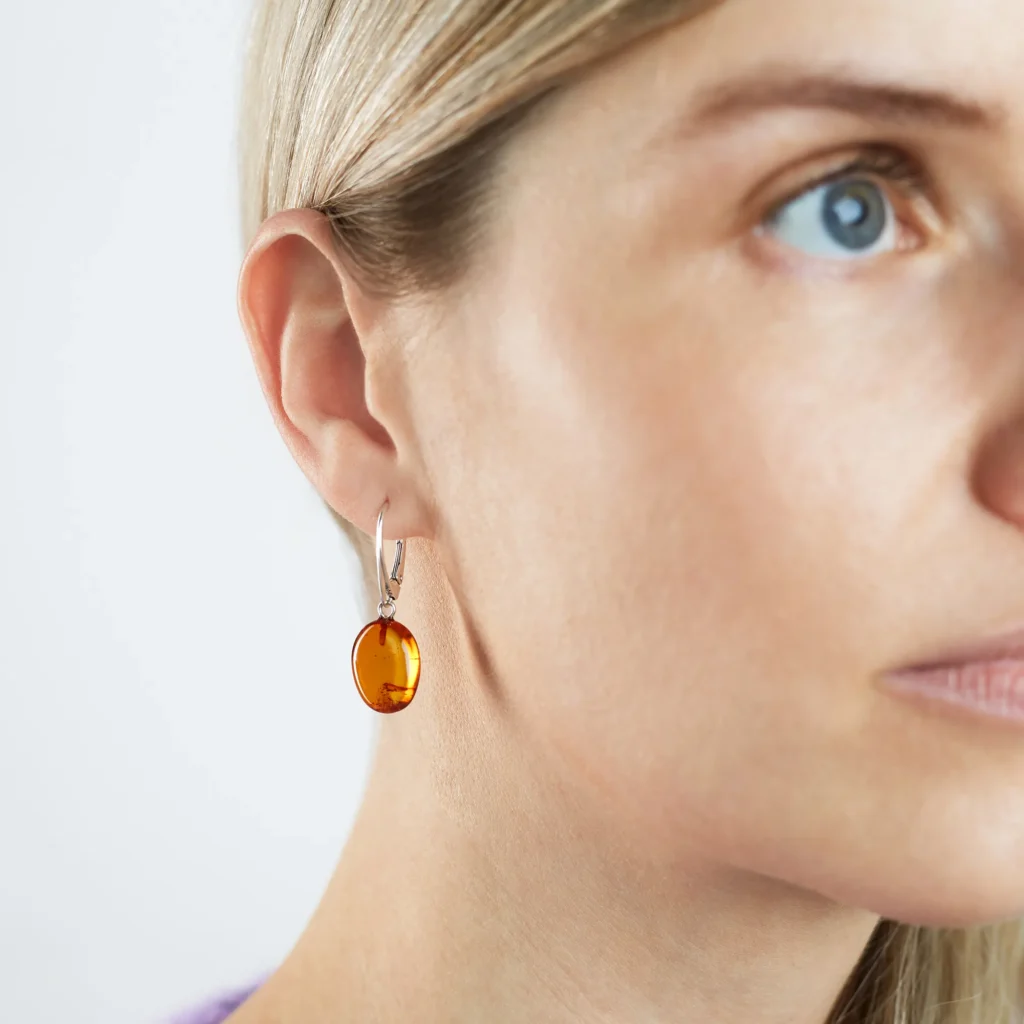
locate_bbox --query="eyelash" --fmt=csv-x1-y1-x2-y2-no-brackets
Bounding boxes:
761,143,937,247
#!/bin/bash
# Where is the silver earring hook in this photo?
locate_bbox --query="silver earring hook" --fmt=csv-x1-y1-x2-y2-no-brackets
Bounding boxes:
376,498,405,620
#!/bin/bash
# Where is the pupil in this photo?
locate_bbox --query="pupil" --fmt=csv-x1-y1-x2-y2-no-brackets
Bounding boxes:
822,180,887,250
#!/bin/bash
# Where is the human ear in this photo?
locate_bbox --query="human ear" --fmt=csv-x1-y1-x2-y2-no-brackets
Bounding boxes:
236,207,432,542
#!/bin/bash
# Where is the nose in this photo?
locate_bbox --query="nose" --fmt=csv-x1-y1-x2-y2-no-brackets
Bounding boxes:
973,417,1024,527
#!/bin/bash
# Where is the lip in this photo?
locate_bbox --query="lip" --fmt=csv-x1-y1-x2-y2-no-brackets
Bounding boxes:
882,659,1024,724
892,623,1024,673
882,623,1024,725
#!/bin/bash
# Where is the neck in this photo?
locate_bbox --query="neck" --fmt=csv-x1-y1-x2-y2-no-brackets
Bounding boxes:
231,557,880,1024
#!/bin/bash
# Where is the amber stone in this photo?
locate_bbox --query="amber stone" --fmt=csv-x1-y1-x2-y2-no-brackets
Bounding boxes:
351,616,421,713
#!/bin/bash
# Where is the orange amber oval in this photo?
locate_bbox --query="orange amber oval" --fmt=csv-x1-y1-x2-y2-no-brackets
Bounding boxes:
351,617,421,713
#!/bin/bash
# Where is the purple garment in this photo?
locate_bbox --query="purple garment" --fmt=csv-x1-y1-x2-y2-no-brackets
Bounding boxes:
165,977,266,1024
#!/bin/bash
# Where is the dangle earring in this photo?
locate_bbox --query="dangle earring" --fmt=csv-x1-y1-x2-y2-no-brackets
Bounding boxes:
351,498,421,713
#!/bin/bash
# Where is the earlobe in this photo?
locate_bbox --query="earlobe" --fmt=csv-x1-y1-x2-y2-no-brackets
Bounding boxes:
235,207,431,541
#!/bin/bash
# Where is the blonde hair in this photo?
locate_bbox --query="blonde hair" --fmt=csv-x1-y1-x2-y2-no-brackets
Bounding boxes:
235,2,1024,1019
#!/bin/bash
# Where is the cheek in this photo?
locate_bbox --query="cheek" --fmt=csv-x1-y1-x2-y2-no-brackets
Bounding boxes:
435,287,896,835
424,241,1024,921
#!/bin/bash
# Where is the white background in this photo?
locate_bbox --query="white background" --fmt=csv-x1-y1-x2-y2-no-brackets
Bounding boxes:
1,2,376,1020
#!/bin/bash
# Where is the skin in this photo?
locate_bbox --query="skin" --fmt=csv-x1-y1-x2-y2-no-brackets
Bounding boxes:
231,0,1024,1021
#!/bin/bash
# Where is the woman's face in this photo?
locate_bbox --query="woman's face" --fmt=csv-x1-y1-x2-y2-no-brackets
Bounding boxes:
323,0,1024,926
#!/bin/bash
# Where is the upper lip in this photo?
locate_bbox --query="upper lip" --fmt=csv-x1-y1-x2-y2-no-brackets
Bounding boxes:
896,623,1024,673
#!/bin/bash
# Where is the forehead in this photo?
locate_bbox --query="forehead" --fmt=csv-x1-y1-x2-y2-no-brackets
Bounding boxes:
661,0,1023,96
504,0,1024,184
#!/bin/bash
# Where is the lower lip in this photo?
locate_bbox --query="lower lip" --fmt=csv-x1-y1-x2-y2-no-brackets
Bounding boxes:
883,658,1024,725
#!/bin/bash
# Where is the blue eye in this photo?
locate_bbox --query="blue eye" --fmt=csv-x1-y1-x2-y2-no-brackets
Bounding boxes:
763,177,897,260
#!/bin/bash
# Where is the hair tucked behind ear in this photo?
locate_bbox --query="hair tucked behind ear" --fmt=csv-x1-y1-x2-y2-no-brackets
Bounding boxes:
235,2,1024,1020
235,0,723,618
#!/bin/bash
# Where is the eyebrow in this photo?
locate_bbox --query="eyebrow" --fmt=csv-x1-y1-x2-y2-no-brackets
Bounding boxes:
679,68,1006,134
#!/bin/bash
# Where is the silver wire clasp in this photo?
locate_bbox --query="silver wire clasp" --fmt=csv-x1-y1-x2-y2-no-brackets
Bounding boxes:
376,498,406,621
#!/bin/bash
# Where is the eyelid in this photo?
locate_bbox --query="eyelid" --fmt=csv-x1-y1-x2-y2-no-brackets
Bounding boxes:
741,142,943,233
769,148,926,217
747,145,950,265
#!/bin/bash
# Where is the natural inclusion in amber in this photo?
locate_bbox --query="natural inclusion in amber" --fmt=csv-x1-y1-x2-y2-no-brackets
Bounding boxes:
351,616,421,713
